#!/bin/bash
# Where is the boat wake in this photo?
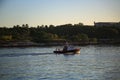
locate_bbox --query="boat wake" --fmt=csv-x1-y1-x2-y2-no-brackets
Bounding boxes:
0,53,54,57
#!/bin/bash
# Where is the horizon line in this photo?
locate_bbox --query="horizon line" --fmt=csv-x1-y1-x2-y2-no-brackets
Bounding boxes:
1,21,120,27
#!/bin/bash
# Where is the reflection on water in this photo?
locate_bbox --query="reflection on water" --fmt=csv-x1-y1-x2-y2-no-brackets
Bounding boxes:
0,45,120,80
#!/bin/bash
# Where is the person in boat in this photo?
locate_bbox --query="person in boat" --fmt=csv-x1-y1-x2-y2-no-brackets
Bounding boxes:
62,41,68,51
63,45,68,51
63,42,74,51
56,48,60,51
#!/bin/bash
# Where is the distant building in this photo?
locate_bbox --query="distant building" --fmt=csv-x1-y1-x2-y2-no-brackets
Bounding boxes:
94,22,120,27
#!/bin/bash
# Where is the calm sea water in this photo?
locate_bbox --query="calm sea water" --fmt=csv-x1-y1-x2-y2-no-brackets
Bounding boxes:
0,45,120,80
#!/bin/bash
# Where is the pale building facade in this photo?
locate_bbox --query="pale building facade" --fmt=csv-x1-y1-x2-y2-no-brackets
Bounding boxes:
94,22,120,27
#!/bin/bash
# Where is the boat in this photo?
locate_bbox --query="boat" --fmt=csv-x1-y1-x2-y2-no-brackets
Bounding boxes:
54,48,80,55
53,44,80,55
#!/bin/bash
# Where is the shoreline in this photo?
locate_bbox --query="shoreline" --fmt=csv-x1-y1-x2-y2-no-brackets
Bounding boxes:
0,41,120,48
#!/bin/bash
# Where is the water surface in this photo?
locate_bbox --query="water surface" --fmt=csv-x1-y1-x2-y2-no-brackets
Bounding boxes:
0,45,120,80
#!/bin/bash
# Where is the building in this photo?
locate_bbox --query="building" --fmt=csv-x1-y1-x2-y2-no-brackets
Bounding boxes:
94,22,120,27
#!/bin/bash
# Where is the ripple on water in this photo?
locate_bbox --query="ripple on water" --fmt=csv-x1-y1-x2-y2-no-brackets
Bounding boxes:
0,46,120,80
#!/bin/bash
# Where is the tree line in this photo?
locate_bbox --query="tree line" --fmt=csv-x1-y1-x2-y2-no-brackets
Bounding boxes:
0,23,120,44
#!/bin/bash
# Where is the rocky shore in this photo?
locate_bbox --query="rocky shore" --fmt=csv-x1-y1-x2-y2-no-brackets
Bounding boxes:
0,40,120,48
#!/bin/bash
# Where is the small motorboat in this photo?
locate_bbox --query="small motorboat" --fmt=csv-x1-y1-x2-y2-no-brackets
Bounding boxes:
54,48,80,55
53,45,80,55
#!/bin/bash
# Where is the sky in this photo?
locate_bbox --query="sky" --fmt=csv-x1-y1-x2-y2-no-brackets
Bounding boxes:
0,0,120,27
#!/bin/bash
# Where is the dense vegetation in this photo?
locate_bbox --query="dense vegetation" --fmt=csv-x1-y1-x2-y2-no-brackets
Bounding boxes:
0,23,120,45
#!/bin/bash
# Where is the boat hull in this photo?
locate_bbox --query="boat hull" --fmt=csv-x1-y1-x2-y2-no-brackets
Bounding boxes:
54,49,80,55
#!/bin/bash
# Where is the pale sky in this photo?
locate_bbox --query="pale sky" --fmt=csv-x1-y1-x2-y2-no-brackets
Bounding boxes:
0,0,120,27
